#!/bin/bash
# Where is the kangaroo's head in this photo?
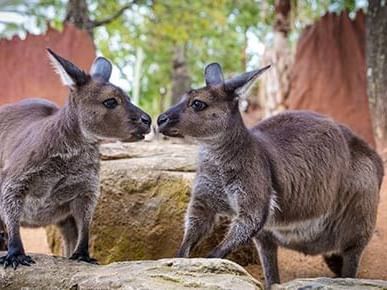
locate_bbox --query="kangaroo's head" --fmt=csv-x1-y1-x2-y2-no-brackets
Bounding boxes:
47,48,151,142
157,63,270,140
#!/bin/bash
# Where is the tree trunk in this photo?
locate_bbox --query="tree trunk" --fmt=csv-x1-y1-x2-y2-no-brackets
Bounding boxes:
65,0,92,36
258,0,292,117
133,47,145,106
171,44,191,104
367,0,387,155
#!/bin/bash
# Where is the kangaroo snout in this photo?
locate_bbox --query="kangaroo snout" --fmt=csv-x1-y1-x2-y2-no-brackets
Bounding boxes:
157,112,181,137
137,112,152,135
127,104,152,140
157,113,168,127
140,114,152,127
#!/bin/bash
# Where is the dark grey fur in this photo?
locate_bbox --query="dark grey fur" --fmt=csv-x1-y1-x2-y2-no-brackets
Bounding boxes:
0,49,151,269
157,63,383,289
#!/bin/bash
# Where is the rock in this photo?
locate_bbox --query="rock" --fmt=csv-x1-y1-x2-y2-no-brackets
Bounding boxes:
0,253,262,290
273,277,387,290
46,141,258,265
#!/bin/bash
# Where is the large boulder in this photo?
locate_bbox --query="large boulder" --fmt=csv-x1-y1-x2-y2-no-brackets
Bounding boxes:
46,141,258,265
273,277,387,290
0,254,262,290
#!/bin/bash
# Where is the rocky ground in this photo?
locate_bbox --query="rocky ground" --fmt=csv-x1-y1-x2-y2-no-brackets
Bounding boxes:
3,253,387,290
273,278,387,290
0,255,262,290
19,140,387,287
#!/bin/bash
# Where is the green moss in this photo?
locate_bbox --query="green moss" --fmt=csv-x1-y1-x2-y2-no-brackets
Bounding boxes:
118,174,160,194
91,174,192,263
45,225,62,256
103,232,147,263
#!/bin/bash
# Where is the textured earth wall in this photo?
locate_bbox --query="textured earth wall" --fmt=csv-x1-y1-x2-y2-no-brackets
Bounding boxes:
0,24,95,107
287,12,375,146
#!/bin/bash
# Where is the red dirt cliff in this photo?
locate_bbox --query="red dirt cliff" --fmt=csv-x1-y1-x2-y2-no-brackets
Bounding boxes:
287,12,374,146
0,24,95,107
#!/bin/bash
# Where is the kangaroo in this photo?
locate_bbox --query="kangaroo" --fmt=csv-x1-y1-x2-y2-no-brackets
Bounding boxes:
0,49,151,269
157,63,383,289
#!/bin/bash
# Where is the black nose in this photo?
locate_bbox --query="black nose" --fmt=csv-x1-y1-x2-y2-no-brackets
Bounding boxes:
140,114,151,126
157,114,169,126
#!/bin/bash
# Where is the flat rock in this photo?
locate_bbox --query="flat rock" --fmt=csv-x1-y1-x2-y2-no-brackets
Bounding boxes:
273,277,387,290
0,253,262,290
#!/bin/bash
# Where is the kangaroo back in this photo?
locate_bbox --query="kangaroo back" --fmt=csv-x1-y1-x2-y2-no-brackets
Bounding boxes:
339,124,384,189
0,99,58,169
253,111,352,223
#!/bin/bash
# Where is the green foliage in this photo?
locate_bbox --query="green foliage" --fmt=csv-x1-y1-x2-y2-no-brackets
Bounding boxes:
95,0,274,115
0,0,66,36
292,0,365,27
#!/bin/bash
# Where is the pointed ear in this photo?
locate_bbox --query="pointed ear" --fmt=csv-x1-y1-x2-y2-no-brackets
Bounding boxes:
47,48,89,87
205,63,224,87
90,57,112,82
224,64,271,94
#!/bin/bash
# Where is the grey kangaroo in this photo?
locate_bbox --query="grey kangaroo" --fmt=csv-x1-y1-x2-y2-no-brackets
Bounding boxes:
0,49,151,269
157,63,383,289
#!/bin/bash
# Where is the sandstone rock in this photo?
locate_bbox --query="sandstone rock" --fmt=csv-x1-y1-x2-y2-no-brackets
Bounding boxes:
273,277,387,290
47,141,258,265
0,253,262,290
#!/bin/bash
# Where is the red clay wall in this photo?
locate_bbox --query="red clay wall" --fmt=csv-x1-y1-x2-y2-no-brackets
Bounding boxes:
287,12,374,146
0,24,95,107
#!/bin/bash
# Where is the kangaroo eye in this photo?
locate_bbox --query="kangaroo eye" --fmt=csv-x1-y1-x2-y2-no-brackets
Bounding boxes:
103,98,118,109
191,100,207,112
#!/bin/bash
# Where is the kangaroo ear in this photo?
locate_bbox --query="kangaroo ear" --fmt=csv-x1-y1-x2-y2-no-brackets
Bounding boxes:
204,63,224,87
90,57,112,82
47,48,88,87
224,64,271,94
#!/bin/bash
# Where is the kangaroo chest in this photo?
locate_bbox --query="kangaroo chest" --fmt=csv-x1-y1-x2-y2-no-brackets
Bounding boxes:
20,153,100,226
222,181,245,212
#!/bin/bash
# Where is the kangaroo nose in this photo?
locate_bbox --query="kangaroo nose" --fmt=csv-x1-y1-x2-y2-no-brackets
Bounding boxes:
157,114,169,126
140,114,151,126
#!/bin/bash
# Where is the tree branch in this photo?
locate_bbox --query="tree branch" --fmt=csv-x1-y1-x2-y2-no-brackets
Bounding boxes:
91,3,134,28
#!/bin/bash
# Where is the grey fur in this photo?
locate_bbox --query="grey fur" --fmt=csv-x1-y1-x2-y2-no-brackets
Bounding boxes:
205,63,224,87
90,57,112,82
224,64,271,94
0,49,151,269
157,63,383,289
